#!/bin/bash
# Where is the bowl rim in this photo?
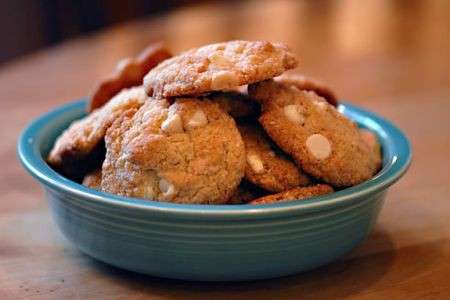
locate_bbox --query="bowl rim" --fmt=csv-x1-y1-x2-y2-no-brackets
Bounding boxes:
17,99,412,217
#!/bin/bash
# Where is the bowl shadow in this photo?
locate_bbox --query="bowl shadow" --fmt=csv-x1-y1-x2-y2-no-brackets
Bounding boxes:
79,226,440,299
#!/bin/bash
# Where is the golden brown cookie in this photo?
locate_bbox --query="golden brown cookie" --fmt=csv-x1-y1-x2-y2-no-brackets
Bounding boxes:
101,97,246,204
209,90,260,119
250,184,333,205
47,87,147,180
360,128,383,173
144,40,298,98
88,43,171,111
248,80,379,187
238,123,310,192
276,74,338,107
82,169,102,190
101,108,144,196
101,108,146,196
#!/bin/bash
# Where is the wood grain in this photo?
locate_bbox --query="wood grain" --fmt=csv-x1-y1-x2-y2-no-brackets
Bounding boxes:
1,0,450,299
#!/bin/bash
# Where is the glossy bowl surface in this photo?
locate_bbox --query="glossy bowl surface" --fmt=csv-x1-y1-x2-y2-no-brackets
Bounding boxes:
18,99,411,281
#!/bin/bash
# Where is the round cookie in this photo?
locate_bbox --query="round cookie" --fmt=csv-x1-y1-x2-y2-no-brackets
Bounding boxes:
248,79,379,187
47,86,147,180
143,40,298,98
238,123,310,192
101,97,246,204
101,108,145,197
82,169,102,190
275,74,338,107
88,43,172,112
250,184,334,205
360,128,383,173
209,90,260,119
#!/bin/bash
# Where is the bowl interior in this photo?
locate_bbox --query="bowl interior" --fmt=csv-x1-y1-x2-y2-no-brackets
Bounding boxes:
18,99,412,215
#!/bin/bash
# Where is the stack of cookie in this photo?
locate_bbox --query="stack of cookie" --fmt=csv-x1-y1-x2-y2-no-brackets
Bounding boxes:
47,40,382,205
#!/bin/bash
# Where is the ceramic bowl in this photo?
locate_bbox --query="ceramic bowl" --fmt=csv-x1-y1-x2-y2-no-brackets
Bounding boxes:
18,100,411,281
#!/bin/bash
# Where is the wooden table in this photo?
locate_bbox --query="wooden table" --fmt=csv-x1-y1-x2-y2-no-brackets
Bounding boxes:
1,0,449,299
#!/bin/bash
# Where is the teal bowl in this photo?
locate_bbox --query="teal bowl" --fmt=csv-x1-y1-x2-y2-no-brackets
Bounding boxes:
18,100,411,281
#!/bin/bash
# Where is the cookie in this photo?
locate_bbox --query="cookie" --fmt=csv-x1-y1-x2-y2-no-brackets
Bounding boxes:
101,97,246,204
250,184,333,205
82,169,102,190
276,74,338,106
101,108,145,197
360,128,383,172
227,180,266,204
238,123,310,192
144,40,298,98
47,86,147,180
248,80,379,187
210,90,260,119
88,42,171,112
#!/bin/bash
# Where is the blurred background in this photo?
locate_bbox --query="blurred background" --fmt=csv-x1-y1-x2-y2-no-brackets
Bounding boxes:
1,0,448,102
1,0,449,66
0,0,203,64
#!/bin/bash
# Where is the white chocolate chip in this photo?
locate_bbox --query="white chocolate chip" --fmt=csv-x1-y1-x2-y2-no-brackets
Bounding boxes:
306,134,331,160
247,153,265,174
283,105,304,125
234,43,245,53
185,110,208,130
314,100,327,110
159,179,176,197
116,58,133,71
211,70,237,90
161,113,184,134
208,52,231,67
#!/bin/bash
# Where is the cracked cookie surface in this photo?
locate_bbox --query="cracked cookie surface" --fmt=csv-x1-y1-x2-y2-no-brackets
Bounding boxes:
238,123,310,192
144,40,298,98
101,97,246,204
47,86,147,180
249,80,379,187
